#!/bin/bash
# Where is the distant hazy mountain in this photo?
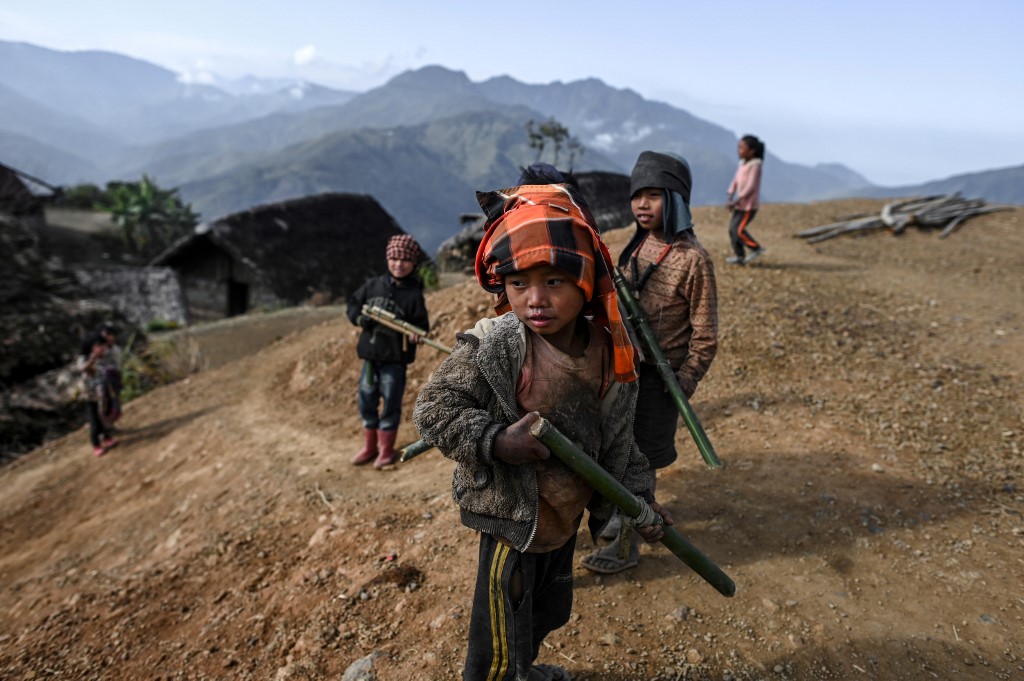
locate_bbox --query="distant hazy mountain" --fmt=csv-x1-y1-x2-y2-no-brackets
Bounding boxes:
2,41,874,208
475,74,872,202
177,110,625,251
113,65,516,177
0,130,101,185
18,42,1021,255
857,164,1024,204
122,65,872,214
0,40,356,151
0,40,190,126
197,74,351,99
0,82,122,166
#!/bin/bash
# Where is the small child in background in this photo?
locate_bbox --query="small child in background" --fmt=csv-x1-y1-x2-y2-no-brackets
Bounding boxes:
97,324,123,427
581,150,718,574
76,330,118,456
726,134,766,265
347,234,429,469
414,182,671,680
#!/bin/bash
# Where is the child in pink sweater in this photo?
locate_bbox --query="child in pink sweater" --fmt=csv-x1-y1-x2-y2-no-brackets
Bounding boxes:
726,134,766,265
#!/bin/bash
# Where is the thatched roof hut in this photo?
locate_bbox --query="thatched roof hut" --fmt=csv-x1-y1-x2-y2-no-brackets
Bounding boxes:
152,193,407,321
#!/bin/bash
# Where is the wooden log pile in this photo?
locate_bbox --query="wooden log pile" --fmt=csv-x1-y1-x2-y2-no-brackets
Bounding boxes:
795,194,1014,243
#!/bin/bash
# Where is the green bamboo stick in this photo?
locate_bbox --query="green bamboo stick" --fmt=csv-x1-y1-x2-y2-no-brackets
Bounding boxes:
399,439,434,462
530,416,735,597
613,267,721,468
362,304,453,354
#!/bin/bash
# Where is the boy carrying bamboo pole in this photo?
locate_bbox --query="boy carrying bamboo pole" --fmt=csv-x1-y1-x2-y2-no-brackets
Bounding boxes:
347,234,429,469
581,150,720,575
413,182,672,680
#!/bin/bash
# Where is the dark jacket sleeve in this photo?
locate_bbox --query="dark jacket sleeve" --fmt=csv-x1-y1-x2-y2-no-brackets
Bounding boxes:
409,291,429,332
675,251,718,397
347,280,371,327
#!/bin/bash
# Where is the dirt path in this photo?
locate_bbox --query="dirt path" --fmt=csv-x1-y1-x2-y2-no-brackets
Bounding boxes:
2,200,1022,680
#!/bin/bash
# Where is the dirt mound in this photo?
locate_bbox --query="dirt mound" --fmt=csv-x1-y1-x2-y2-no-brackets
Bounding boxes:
2,200,1022,680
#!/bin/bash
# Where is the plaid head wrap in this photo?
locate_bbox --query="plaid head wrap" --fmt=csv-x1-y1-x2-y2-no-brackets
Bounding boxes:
386,234,422,262
474,184,638,383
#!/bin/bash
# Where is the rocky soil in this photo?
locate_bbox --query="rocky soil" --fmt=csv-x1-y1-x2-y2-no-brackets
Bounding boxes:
2,200,1022,680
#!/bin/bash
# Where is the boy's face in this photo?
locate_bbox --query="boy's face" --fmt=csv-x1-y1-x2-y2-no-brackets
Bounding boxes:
387,258,416,279
505,264,586,349
631,188,664,232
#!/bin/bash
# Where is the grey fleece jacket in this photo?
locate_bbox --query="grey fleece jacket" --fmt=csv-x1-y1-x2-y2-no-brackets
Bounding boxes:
412,312,653,552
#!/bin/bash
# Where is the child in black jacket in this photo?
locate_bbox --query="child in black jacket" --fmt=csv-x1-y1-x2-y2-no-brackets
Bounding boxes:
346,234,429,468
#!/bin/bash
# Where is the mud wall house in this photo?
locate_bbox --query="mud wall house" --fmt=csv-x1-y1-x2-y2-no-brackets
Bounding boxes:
150,229,268,322
71,265,188,329
151,193,409,322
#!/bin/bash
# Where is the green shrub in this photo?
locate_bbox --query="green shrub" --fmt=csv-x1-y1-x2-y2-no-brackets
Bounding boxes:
145,318,181,332
418,263,440,290
57,183,106,209
120,336,202,403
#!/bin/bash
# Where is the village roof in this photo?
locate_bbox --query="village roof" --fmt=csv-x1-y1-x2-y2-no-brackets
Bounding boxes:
151,192,408,304
573,171,633,232
0,163,47,218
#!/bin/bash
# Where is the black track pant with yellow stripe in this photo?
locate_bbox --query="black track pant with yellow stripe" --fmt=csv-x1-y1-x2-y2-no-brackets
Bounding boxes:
463,532,576,681
728,209,761,258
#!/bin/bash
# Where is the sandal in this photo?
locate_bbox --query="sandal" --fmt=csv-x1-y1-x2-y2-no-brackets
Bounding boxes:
598,513,622,540
579,545,639,574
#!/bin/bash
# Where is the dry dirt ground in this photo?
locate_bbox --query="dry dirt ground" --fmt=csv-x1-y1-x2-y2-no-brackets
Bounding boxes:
2,200,1022,681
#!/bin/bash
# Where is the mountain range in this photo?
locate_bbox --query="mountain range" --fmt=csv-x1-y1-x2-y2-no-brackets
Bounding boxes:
1,40,1019,251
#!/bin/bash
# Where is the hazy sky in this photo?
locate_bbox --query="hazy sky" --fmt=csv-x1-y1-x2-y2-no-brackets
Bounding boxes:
2,0,1021,185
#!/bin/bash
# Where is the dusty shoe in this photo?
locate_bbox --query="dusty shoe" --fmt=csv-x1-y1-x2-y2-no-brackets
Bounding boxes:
374,429,399,469
528,663,571,680
726,255,745,265
352,428,378,465
93,446,105,457
743,247,766,264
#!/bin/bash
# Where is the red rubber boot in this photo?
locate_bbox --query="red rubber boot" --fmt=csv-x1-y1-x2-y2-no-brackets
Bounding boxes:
352,429,378,465
374,430,399,469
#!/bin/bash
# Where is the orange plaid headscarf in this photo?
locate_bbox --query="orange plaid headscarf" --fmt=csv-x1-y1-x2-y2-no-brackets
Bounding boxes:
474,184,638,383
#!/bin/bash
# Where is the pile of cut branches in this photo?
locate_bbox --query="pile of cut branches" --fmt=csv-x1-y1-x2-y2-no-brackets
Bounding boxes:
795,194,1013,243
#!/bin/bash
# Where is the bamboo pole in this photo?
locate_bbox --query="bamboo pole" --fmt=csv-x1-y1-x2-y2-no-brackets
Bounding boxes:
530,417,736,597
398,439,433,462
613,268,721,468
361,305,453,354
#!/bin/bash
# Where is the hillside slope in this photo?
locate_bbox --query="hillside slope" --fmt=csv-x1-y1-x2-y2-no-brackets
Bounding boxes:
1,201,1021,680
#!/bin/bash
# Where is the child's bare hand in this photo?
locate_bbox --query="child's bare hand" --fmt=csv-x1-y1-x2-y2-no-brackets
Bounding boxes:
409,334,422,344
677,375,696,399
493,412,550,465
636,501,673,543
